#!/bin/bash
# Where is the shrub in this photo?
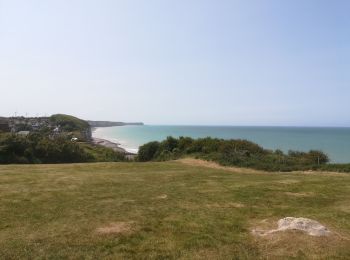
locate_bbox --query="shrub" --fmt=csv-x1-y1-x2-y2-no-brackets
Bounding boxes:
138,141,160,162
136,136,341,172
160,136,179,152
306,150,329,164
0,132,125,164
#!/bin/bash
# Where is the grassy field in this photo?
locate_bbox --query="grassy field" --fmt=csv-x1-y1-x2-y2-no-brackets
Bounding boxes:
0,160,349,259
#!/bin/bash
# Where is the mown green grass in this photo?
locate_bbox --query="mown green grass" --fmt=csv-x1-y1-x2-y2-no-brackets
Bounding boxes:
0,161,349,259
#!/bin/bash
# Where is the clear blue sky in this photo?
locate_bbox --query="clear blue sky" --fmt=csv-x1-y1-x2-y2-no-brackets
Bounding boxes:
0,0,349,126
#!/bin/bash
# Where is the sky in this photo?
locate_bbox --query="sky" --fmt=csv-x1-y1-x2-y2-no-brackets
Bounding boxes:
0,0,349,126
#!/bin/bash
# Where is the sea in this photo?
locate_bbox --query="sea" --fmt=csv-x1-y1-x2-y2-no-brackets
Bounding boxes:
92,125,350,163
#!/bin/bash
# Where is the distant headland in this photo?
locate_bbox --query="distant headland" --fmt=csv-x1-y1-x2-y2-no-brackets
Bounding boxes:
88,121,144,127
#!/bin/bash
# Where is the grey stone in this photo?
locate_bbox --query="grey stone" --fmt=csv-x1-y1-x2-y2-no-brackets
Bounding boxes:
252,217,330,237
277,217,330,236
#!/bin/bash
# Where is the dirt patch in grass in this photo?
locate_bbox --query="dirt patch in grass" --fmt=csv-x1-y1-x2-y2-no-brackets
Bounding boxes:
156,194,168,199
191,248,228,260
339,205,350,213
275,179,300,184
179,202,245,211
333,201,350,214
197,188,225,194
98,198,136,206
284,192,315,197
95,221,135,235
178,158,264,174
178,158,348,176
206,202,245,209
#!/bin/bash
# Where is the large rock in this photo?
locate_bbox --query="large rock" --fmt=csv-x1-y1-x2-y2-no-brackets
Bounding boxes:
277,217,330,236
252,217,331,237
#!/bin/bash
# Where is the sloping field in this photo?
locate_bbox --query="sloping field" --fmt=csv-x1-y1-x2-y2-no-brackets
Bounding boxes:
0,161,349,259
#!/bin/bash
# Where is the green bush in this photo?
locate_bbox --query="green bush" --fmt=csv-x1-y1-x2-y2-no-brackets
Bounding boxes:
0,133,125,164
160,136,178,152
136,136,342,172
138,141,160,162
79,143,126,162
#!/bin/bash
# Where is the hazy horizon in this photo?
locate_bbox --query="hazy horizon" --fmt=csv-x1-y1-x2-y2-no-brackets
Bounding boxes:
1,0,349,126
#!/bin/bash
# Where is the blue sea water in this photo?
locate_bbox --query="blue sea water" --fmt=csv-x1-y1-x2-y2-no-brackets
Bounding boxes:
92,125,350,163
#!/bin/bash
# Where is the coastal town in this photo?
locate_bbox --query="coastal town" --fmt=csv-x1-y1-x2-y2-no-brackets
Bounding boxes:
0,116,91,140
0,115,138,158
0,116,53,133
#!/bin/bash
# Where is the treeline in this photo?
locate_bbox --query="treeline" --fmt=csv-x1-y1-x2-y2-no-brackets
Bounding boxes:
137,136,346,172
0,133,125,164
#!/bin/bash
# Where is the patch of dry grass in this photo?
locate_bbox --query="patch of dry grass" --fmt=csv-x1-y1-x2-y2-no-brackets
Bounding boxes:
284,192,315,197
178,158,265,174
95,222,135,235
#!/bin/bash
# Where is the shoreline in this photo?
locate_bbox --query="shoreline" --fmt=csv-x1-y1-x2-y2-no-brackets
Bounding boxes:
91,126,139,155
92,137,136,155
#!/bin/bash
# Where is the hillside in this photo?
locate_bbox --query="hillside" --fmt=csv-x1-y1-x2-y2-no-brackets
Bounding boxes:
50,114,90,132
0,161,349,259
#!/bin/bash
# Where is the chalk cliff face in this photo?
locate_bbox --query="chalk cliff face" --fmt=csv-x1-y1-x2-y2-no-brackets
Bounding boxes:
87,121,144,127
84,127,92,141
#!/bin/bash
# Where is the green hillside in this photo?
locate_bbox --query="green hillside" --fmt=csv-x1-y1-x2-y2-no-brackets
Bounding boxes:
50,114,90,132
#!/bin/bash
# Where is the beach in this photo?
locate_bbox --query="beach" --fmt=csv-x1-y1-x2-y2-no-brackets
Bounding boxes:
92,137,128,154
